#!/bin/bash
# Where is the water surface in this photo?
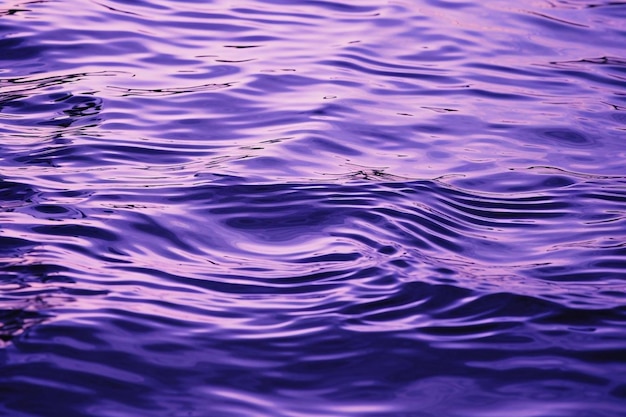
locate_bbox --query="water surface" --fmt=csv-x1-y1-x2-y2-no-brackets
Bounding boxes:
1,0,626,416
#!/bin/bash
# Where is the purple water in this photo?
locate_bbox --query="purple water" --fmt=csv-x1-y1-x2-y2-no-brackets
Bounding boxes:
1,0,626,416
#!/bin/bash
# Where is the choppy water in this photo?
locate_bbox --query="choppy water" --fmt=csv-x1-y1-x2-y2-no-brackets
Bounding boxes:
1,0,626,416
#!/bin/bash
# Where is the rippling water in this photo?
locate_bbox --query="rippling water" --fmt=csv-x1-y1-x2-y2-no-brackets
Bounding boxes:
1,0,626,416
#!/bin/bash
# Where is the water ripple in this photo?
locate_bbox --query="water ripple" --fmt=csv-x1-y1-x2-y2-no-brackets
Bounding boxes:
1,0,626,415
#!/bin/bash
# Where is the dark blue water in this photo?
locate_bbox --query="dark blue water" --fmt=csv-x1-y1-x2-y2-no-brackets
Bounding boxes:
1,0,626,416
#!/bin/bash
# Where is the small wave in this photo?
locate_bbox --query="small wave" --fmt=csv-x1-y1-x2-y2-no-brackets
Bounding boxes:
1,0,626,415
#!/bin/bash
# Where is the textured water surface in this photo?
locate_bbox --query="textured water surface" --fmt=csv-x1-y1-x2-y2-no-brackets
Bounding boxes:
1,0,626,416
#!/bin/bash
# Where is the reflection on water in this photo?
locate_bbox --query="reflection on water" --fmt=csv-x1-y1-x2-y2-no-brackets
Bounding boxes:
1,0,626,416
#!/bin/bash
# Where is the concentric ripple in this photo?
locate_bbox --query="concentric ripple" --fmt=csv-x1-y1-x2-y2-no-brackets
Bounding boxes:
1,0,626,416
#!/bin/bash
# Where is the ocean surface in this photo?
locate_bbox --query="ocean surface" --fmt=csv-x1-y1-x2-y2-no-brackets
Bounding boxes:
1,0,626,416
